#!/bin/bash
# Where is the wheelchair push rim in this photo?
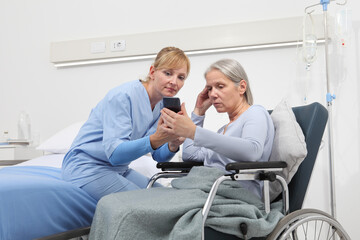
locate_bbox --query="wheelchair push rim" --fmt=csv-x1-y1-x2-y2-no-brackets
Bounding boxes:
267,209,351,240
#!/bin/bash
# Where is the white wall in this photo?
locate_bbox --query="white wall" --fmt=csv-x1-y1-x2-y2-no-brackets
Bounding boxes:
0,0,359,238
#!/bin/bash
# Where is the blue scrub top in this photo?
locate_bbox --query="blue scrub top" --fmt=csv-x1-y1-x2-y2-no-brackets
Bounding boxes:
62,80,174,187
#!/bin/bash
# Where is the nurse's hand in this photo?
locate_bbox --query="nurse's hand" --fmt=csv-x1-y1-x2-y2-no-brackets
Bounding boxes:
150,116,179,150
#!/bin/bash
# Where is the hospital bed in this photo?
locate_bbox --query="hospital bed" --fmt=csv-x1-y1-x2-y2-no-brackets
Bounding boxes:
0,124,162,240
0,154,96,240
7,101,350,239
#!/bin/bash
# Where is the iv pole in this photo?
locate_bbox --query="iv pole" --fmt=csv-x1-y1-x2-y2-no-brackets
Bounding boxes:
304,0,347,219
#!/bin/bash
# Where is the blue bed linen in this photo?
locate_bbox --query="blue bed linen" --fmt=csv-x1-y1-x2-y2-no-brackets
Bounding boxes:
0,166,97,240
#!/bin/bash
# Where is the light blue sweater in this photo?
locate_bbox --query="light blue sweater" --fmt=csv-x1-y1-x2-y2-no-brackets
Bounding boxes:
182,105,274,198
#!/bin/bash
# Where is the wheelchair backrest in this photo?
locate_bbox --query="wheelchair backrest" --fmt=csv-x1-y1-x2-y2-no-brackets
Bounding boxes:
287,102,328,212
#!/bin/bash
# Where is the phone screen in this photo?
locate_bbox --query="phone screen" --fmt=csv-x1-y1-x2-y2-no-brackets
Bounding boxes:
163,97,181,113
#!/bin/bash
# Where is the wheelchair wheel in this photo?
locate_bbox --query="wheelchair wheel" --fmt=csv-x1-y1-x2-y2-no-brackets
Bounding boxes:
267,208,350,240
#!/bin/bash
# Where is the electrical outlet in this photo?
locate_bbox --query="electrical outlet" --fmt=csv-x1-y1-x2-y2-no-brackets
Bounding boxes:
110,40,126,52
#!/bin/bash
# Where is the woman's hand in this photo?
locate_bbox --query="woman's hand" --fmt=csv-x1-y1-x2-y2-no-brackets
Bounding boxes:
161,103,196,140
194,87,212,116
150,116,179,150
168,137,185,152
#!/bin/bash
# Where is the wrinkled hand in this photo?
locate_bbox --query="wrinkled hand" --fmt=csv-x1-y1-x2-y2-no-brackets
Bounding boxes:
161,103,196,140
168,136,186,152
194,87,212,116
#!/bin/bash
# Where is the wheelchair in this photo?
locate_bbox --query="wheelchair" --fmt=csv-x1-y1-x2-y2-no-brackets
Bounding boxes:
146,102,350,240
39,102,350,240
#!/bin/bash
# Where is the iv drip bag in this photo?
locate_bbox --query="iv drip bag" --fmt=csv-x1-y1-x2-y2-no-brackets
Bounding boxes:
303,34,317,64
302,13,317,66
335,8,352,47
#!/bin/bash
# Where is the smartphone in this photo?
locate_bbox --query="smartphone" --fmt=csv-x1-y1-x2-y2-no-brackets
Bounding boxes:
163,97,181,113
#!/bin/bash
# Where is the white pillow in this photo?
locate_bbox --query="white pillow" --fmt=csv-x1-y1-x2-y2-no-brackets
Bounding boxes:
269,100,307,201
36,121,85,154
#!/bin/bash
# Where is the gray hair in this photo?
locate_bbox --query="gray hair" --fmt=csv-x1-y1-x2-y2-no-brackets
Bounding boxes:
204,59,253,105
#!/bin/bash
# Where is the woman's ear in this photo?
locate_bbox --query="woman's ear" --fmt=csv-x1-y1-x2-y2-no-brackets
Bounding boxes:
238,79,247,95
148,66,155,80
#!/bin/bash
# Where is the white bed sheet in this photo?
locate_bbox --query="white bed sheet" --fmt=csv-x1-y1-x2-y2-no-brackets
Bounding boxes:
17,154,65,168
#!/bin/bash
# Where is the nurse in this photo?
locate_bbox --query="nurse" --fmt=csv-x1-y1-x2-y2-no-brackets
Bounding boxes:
62,46,190,201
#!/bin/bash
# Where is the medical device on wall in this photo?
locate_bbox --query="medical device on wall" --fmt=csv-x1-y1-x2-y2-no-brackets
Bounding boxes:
51,16,326,68
304,0,348,219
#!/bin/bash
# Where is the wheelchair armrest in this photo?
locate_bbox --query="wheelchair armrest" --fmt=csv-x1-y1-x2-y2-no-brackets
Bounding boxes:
156,161,204,172
147,161,204,188
225,161,287,172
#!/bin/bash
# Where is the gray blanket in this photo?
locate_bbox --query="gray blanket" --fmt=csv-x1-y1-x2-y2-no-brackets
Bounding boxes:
89,166,284,240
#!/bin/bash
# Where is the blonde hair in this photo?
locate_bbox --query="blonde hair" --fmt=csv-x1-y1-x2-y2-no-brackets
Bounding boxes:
145,47,190,81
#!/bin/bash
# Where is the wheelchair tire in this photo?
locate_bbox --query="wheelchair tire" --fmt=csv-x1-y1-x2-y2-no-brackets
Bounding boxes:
266,208,351,240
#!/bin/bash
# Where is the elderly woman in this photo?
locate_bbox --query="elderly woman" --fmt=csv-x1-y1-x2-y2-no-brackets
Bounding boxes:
89,59,281,240
161,58,274,199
